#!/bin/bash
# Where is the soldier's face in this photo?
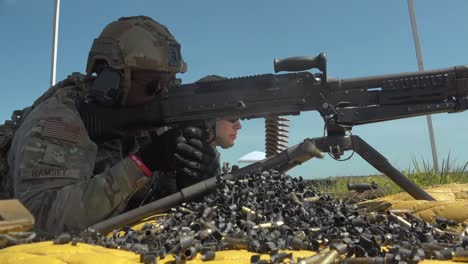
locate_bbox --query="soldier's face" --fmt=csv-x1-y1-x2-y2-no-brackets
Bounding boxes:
214,118,242,149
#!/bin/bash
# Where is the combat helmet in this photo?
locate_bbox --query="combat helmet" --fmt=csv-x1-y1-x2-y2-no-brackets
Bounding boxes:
86,16,187,75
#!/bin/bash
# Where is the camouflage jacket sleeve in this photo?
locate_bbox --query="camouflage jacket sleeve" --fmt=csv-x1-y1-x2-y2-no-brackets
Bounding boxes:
7,88,148,235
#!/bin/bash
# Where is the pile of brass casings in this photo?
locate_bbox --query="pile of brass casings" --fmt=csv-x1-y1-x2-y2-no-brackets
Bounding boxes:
65,170,466,263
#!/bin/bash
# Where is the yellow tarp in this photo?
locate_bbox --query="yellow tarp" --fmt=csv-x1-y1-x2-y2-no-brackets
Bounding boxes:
0,242,321,264
0,242,457,264
359,183,468,226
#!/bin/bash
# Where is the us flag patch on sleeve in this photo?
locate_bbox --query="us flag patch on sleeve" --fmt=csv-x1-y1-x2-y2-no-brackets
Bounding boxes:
43,120,81,143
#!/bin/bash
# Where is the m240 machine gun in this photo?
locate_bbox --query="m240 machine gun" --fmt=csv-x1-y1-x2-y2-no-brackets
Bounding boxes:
83,53,468,233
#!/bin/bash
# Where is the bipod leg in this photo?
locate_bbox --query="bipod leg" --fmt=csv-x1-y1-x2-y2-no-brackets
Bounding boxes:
314,135,435,201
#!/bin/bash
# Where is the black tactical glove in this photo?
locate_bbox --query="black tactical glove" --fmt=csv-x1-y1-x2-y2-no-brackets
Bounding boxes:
175,129,220,189
137,126,219,181
175,126,219,180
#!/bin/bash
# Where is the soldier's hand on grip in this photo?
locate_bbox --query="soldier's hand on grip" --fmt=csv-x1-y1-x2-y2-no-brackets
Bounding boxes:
137,126,218,182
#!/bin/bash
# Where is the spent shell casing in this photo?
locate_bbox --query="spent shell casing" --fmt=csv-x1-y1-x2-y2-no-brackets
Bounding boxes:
53,233,72,245
252,221,284,230
290,192,302,205
183,246,198,260
201,250,216,261
298,252,325,264
241,206,264,217
290,236,304,250
179,235,194,251
317,250,339,264
339,257,386,264
197,229,213,240
221,236,249,250
202,207,214,219
199,219,217,230
387,212,412,229
178,207,195,214
303,196,322,203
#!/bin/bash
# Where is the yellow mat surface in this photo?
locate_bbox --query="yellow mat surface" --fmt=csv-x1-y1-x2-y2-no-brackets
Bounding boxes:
0,241,458,264
1,184,466,263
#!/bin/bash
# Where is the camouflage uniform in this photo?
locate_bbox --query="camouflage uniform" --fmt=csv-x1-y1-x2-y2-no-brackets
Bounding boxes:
5,74,149,235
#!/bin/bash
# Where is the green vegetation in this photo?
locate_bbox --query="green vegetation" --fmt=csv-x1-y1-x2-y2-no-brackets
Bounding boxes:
314,154,468,199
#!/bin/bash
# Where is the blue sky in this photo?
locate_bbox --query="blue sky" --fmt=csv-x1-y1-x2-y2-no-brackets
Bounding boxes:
1,0,467,178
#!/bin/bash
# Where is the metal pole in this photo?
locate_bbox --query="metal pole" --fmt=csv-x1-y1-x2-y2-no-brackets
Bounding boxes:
407,0,439,172
49,0,60,86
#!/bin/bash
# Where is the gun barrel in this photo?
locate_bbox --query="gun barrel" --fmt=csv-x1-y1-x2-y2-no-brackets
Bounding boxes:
329,66,466,90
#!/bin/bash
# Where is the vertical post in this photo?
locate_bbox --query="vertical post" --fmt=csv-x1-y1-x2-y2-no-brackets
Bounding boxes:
49,0,61,86
407,0,439,172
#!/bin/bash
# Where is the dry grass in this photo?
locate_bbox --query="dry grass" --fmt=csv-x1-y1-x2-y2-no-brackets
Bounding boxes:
313,154,468,200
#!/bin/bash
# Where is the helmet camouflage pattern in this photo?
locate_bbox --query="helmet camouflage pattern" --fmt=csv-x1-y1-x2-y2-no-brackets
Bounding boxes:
86,16,187,75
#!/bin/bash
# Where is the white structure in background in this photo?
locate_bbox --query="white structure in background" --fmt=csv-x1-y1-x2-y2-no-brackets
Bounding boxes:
49,0,60,86
407,0,439,172
238,151,266,163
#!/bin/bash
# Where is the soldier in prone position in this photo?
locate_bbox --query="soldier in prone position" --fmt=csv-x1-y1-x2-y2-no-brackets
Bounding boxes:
1,16,241,236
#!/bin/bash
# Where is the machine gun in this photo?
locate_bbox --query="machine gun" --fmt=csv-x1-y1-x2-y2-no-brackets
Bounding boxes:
83,53,468,233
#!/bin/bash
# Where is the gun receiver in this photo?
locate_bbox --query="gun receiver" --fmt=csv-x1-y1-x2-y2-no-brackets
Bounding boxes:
80,53,468,141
